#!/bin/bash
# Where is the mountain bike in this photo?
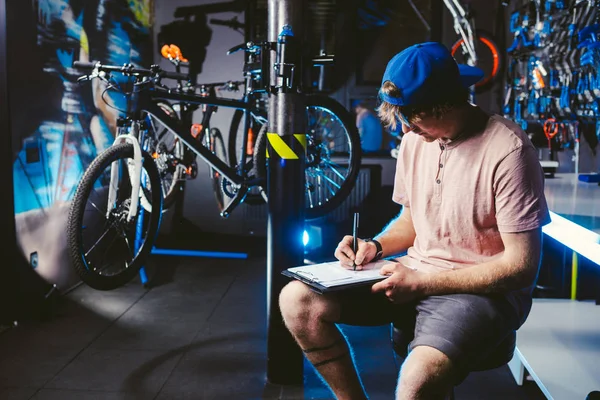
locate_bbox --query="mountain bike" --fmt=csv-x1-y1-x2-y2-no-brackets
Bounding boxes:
68,53,360,290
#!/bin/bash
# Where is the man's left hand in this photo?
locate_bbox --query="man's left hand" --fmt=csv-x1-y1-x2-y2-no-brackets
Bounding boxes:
371,262,424,304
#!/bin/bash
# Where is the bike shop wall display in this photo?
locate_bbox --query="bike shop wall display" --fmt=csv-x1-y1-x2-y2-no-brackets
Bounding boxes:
10,0,154,291
503,0,600,174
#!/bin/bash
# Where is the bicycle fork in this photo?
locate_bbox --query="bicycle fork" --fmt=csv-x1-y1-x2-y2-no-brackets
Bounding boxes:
107,120,152,222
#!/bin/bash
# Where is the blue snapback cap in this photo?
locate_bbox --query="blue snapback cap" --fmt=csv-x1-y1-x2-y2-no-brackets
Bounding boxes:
380,42,484,106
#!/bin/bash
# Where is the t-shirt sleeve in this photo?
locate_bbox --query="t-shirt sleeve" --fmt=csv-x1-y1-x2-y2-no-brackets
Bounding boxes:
392,139,410,206
494,145,551,233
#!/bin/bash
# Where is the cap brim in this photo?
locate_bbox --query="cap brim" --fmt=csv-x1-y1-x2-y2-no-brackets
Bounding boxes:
458,64,484,87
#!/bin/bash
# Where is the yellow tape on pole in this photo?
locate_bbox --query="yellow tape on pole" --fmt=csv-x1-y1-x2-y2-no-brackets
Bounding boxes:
266,133,307,159
571,251,578,300
267,133,298,159
293,134,307,152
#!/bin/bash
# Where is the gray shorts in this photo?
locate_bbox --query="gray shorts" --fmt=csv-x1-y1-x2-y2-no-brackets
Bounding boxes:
336,287,525,374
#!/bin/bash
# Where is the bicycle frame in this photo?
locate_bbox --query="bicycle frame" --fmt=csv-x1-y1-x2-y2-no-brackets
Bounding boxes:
140,87,263,217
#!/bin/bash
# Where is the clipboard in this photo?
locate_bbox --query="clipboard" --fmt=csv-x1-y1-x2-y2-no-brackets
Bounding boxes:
281,259,390,294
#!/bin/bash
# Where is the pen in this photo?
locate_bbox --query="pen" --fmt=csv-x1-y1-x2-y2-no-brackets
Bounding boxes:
352,212,359,271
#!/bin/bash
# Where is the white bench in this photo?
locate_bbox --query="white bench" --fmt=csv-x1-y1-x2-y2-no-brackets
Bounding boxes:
508,211,600,399
508,299,600,399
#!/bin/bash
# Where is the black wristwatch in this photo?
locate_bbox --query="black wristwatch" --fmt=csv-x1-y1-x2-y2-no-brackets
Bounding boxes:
364,238,383,262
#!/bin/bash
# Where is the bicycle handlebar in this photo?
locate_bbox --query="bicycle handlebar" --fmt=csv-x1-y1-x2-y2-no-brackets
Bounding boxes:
225,42,335,66
72,61,98,70
227,43,246,55
72,61,189,81
73,61,152,75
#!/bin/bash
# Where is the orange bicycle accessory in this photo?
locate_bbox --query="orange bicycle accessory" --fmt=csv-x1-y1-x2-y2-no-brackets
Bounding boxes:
246,128,254,155
533,68,545,89
191,123,203,139
543,118,558,149
160,44,189,63
160,44,171,59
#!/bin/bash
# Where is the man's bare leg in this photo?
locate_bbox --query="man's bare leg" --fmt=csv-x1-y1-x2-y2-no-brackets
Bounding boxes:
279,281,368,400
396,346,456,400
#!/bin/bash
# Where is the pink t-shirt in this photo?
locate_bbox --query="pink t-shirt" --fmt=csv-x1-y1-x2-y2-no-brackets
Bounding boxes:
393,114,551,274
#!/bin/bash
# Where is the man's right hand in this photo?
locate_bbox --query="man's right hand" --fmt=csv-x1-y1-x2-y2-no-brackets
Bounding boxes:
334,236,378,270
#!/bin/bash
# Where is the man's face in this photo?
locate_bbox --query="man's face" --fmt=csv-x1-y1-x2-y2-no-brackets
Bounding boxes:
400,113,456,142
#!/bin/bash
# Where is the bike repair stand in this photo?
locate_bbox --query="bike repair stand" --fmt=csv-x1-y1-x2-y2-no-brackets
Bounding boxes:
265,0,305,386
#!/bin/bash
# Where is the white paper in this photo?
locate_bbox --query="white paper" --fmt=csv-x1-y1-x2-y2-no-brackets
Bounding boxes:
287,259,391,288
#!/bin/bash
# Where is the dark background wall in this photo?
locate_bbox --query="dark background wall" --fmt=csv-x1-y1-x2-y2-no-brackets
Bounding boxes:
10,0,154,293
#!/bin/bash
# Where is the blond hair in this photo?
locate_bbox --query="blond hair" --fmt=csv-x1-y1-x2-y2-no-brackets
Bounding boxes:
376,81,469,131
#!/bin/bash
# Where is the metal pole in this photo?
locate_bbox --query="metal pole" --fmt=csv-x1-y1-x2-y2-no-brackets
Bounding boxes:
266,0,305,385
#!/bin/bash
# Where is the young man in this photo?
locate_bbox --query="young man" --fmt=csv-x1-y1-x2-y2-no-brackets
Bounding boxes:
278,42,550,399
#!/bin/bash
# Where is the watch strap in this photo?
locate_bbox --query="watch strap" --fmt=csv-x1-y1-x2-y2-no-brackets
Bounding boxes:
364,238,383,261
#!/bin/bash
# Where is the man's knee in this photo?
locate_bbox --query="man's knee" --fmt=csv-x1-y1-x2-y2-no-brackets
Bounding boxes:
397,345,455,399
279,281,311,316
279,281,335,330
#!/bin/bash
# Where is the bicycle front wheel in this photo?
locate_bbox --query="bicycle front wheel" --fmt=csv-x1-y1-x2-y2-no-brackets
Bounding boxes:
451,30,503,94
253,95,361,220
67,143,163,291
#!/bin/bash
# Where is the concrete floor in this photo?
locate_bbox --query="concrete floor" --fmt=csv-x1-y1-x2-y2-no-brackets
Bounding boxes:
0,255,547,400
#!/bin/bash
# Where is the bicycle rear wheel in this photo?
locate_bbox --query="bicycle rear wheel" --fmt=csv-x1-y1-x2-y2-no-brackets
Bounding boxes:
252,95,361,220
67,143,162,291
451,30,503,94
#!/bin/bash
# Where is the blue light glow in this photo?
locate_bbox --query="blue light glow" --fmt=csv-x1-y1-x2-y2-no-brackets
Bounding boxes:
303,230,309,246
542,211,600,265
151,247,248,259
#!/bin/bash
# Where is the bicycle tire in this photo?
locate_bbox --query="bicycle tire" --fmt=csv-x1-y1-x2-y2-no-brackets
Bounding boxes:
143,102,185,210
451,30,503,94
228,108,262,175
253,94,361,220
67,143,162,291
201,127,227,212
228,108,245,169
227,106,277,206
